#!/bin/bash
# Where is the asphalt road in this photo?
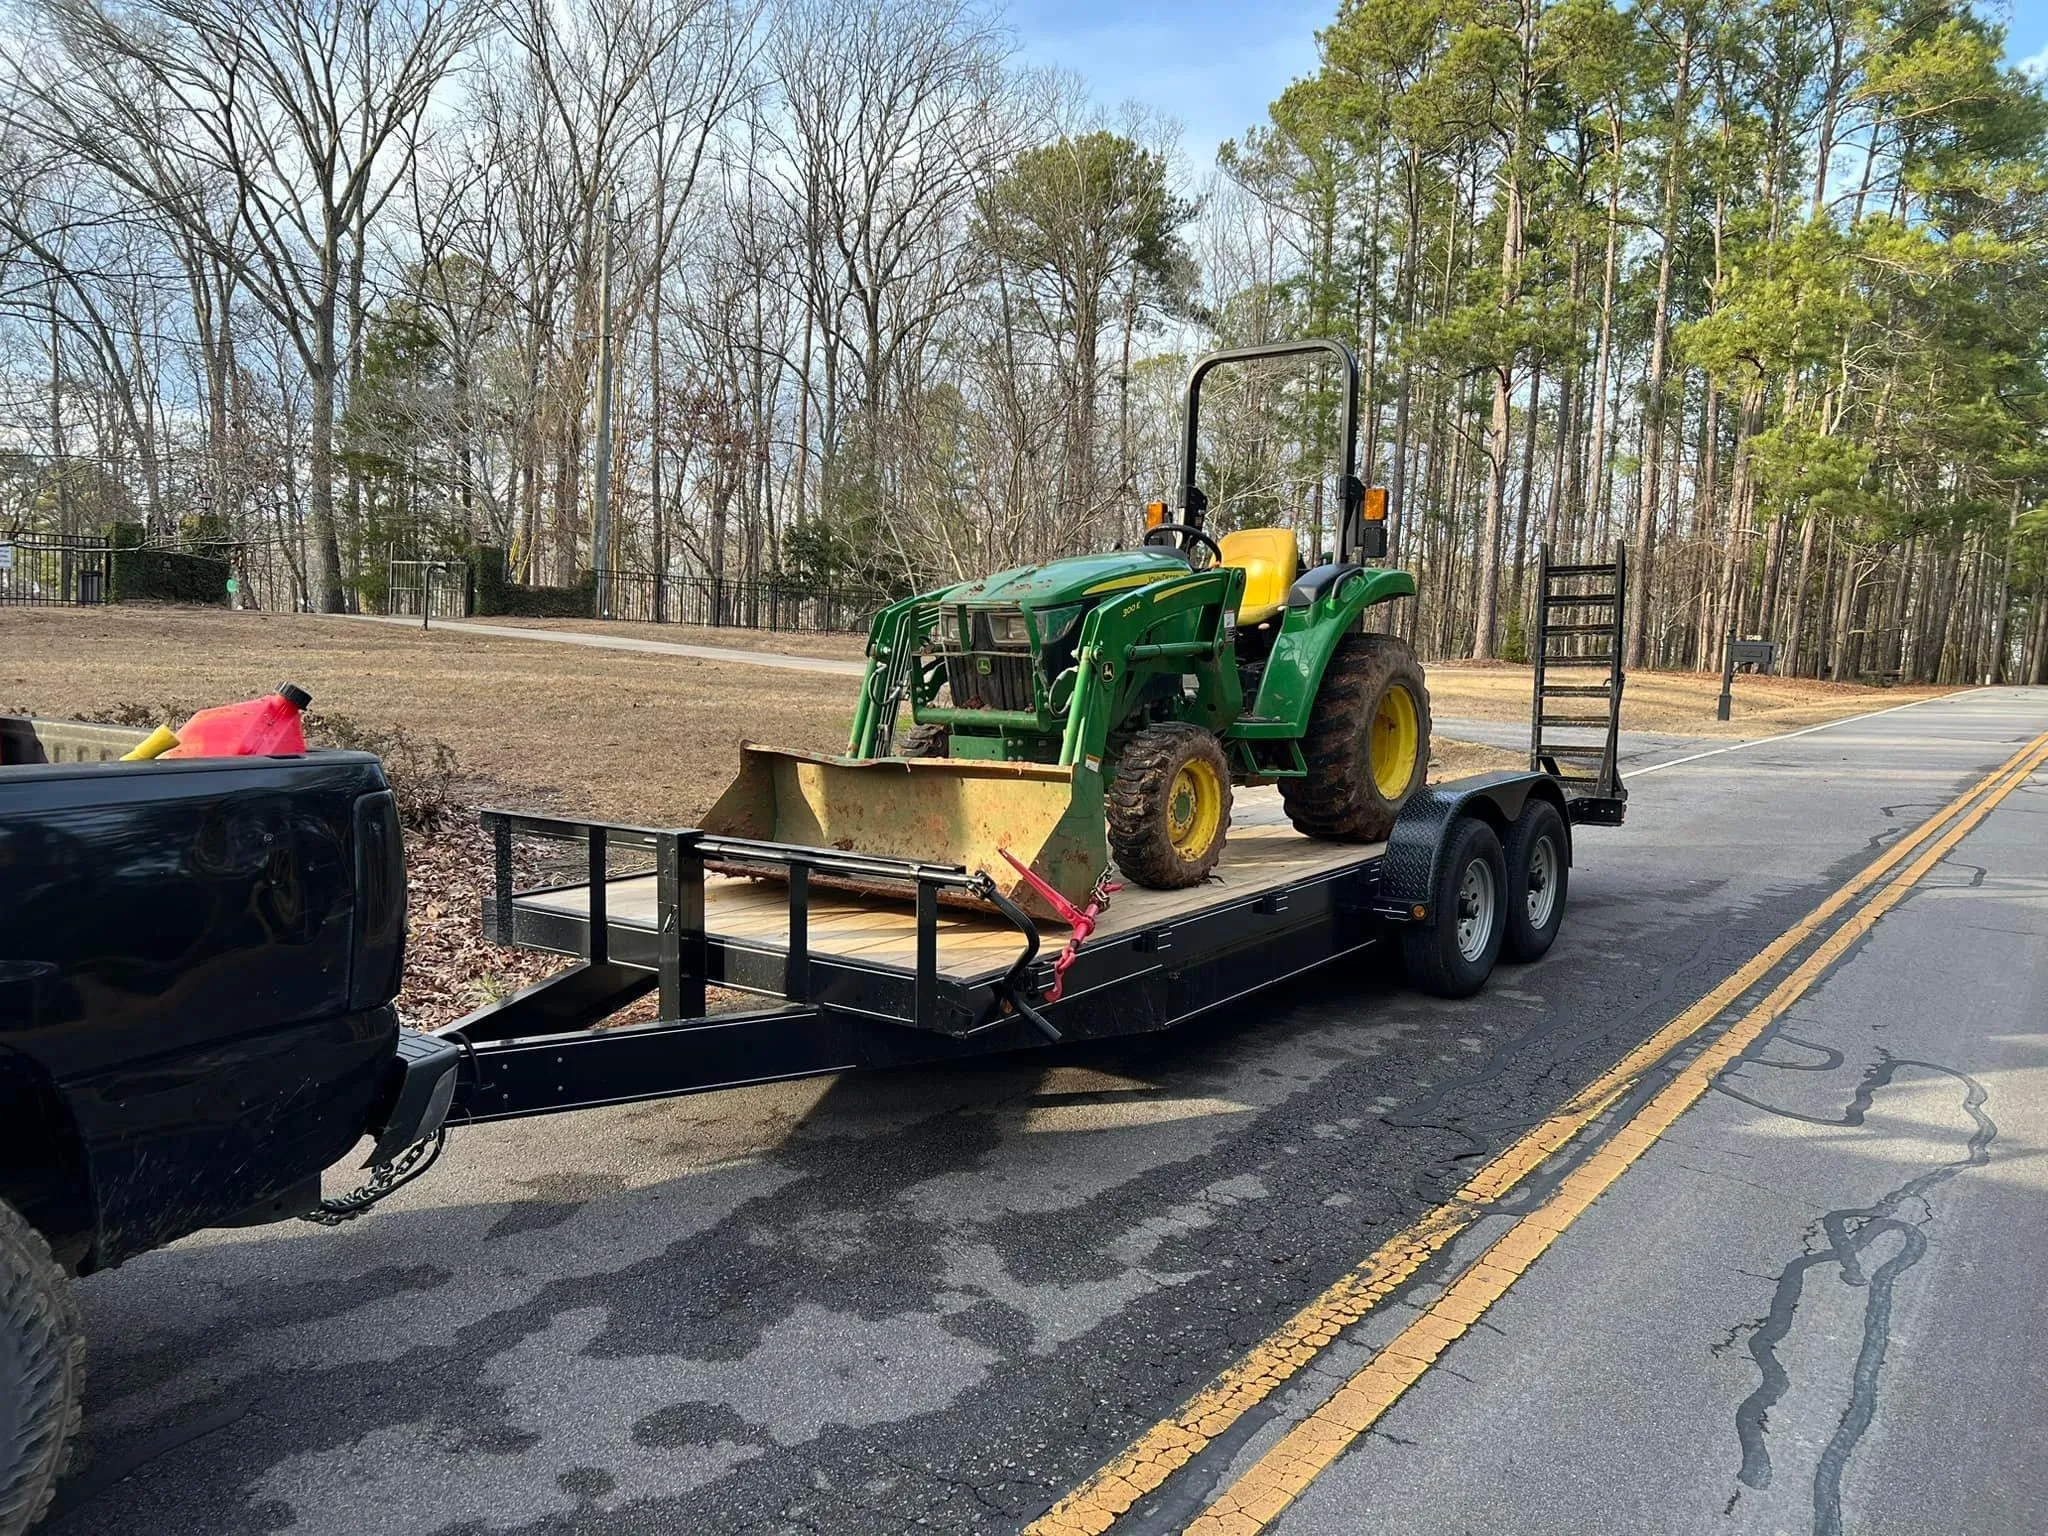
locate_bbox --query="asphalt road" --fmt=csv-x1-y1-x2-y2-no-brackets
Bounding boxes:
45,687,2048,1536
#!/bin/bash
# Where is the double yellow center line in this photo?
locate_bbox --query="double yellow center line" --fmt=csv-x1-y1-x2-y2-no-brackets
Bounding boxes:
1031,730,2048,1536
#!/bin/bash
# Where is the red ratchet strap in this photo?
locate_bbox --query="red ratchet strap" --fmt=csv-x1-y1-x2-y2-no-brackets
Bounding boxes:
998,849,1121,1004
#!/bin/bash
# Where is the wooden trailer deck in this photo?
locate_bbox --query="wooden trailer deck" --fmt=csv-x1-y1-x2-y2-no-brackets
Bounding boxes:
517,821,1386,986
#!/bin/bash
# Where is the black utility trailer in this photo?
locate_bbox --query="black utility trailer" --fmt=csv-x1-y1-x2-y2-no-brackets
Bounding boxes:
418,541,1632,1128
431,769,1622,1125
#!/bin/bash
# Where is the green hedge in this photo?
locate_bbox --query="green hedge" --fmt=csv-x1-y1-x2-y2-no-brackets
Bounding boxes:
106,523,228,604
474,545,593,618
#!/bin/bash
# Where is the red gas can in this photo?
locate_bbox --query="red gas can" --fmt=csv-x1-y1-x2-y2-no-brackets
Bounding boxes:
163,684,312,758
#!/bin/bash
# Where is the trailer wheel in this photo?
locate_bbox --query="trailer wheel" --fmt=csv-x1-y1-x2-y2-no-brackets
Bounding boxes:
1401,817,1506,998
0,1199,83,1536
1503,798,1568,963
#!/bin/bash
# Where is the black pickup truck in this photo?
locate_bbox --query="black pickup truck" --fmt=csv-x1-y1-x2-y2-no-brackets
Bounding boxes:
0,714,457,1533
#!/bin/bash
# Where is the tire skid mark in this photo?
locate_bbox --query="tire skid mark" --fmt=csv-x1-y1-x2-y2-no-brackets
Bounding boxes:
1729,1054,1996,1536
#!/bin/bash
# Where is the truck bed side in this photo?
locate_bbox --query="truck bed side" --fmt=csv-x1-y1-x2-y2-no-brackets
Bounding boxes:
0,744,406,1270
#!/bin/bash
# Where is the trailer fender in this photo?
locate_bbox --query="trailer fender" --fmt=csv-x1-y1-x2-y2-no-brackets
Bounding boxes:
1376,771,1571,922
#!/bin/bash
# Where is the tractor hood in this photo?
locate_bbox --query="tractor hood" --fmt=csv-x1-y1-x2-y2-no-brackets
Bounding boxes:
932,547,1193,608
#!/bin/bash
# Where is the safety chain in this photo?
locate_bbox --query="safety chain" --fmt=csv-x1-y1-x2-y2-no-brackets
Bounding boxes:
298,1128,448,1226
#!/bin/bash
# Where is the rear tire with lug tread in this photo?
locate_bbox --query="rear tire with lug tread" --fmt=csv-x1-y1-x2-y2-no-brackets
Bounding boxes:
1281,632,1431,843
1400,816,1506,998
1502,798,1568,963
1107,722,1232,890
896,722,949,758
0,1198,84,1536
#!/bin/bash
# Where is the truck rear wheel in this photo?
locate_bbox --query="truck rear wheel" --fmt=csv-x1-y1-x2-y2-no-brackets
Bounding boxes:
1108,722,1232,889
1281,632,1431,843
1400,816,1506,998
0,1199,83,1536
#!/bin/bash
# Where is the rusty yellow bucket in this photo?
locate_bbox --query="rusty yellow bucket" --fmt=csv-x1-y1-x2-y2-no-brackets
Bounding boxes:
701,743,1106,917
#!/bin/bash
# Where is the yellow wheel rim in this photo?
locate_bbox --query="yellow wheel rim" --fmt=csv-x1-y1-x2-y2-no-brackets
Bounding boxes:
1166,755,1225,861
1369,685,1420,799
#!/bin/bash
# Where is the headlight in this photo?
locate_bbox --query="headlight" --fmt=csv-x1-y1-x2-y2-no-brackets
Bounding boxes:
984,608,1032,645
1032,603,1087,646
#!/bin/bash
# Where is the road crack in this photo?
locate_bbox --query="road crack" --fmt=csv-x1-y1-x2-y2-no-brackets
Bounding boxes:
1728,1054,1995,1536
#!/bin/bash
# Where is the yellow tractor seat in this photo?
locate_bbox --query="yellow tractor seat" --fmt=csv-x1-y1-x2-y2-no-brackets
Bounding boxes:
1218,527,1301,625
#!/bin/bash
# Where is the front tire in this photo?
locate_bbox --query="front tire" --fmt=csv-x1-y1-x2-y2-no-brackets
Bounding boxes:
0,1199,83,1536
1281,632,1431,843
1400,817,1506,998
1107,722,1232,889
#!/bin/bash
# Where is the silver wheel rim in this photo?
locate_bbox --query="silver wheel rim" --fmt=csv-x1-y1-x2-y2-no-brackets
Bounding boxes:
1525,835,1558,930
1455,857,1496,963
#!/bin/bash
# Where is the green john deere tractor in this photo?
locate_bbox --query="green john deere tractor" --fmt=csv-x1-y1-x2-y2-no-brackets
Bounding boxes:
704,339,1432,914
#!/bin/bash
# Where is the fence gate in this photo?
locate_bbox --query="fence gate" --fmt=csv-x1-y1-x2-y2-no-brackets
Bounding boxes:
386,557,472,620
0,534,111,606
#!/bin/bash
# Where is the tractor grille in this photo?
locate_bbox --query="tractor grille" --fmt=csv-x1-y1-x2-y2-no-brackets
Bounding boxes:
942,651,1035,712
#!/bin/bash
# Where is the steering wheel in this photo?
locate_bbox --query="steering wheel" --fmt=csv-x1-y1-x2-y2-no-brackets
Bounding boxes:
1143,523,1225,569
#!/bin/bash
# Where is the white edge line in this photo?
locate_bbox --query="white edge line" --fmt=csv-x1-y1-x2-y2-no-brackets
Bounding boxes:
1633,686,1990,776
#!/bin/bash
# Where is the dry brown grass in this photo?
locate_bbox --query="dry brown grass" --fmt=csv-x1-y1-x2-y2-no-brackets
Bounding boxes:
1,606,851,823
4,607,1949,823
454,615,1952,737
1424,659,1952,737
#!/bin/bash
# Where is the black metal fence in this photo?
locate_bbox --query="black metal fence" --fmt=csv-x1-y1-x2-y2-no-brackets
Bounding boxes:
372,555,897,635
604,573,893,634
0,533,111,606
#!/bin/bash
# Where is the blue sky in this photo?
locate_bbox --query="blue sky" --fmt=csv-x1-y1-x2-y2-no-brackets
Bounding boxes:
1011,0,2048,175
1004,0,1328,172
2012,0,2048,74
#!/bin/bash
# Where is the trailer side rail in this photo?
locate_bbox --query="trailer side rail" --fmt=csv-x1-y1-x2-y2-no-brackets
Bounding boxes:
475,810,1048,1042
437,771,1591,1125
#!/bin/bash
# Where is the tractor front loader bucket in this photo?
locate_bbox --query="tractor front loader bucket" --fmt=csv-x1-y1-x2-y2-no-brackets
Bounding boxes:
702,744,1107,918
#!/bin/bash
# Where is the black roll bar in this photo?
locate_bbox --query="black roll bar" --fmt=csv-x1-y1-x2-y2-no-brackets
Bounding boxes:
1174,338,1374,563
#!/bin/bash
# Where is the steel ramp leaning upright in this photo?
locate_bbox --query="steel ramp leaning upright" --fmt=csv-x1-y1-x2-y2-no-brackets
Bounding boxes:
1530,541,1627,825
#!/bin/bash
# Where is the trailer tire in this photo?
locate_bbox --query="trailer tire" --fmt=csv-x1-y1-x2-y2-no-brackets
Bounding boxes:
1400,817,1506,998
1108,722,1232,889
896,723,949,758
1282,633,1431,843
1502,798,1568,963
0,1198,83,1536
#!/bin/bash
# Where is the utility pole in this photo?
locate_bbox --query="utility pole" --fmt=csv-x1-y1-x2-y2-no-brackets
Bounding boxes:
592,196,616,621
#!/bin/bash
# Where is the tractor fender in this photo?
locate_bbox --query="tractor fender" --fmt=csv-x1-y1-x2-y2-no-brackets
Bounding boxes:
1248,565,1417,733
1374,771,1572,922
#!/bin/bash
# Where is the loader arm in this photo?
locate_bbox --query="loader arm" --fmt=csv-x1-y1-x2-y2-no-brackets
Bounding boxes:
1053,567,1242,770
